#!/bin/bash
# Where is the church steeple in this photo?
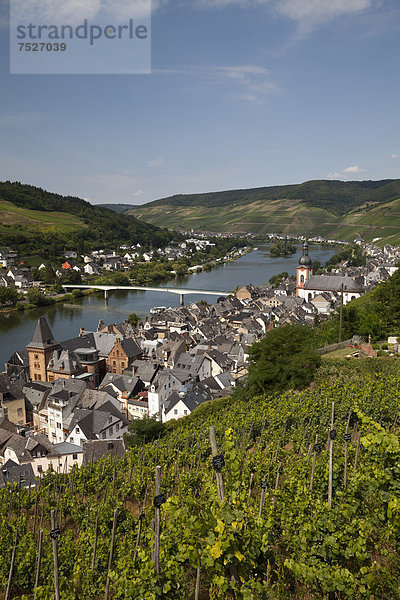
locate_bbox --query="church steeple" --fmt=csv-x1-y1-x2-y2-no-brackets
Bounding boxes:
296,240,313,296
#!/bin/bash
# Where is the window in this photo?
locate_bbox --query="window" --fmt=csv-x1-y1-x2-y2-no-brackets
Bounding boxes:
109,416,112,423
69,437,74,444
52,432,56,437
56,423,62,429
75,427,79,434
184,410,188,415
72,453,78,460
174,409,178,415
121,362,125,368
300,274,304,284
50,419,54,427
102,431,106,439
37,465,42,473
17,408,23,416
108,442,114,450
34,354,39,360
109,427,113,435
116,423,119,431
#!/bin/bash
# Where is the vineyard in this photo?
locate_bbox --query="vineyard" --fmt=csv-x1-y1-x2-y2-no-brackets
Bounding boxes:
1,362,399,599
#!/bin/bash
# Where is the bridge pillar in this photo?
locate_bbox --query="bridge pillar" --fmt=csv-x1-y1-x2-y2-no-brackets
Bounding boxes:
104,290,108,300
180,293,184,306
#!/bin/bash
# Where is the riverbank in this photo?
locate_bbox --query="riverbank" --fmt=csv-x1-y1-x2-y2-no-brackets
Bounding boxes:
0,247,253,316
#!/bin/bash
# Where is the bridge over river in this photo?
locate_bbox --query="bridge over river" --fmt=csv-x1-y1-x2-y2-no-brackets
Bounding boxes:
62,284,230,306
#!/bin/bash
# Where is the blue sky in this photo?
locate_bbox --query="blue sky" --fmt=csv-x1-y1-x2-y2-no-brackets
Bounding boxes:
0,0,399,205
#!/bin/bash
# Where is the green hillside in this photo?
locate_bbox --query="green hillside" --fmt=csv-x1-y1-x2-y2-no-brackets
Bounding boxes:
0,181,177,254
0,199,87,234
128,179,400,243
0,360,399,599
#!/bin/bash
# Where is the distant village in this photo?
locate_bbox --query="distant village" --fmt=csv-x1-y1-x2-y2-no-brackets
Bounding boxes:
0,234,399,487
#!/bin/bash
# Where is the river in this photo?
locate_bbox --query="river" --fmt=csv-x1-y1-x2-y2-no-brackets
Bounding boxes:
0,244,335,368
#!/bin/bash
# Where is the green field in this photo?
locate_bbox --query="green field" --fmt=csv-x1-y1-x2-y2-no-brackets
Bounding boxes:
0,199,87,235
128,196,400,244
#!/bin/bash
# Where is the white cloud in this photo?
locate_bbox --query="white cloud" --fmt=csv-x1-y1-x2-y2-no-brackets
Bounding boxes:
154,64,278,102
11,0,151,25
391,153,399,159
326,172,342,180
274,0,372,26
133,189,144,196
147,157,166,168
342,165,366,173
195,0,373,28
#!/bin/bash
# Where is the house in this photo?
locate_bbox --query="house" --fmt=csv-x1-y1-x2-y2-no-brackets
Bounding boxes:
0,460,36,488
66,400,128,447
107,337,142,375
148,370,183,418
162,384,212,422
46,379,87,443
53,441,83,471
2,432,60,476
84,262,99,276
99,373,144,416
82,439,125,465
0,374,28,425
63,251,78,259
173,352,212,382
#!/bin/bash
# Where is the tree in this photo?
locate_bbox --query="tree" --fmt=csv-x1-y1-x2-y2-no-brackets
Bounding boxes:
246,325,321,396
0,287,19,305
128,312,140,327
125,416,164,447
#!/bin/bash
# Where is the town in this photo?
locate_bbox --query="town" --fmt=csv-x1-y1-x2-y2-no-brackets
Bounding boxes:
0,236,399,487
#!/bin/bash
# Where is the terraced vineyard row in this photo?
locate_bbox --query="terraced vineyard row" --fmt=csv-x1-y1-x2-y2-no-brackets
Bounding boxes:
1,372,399,599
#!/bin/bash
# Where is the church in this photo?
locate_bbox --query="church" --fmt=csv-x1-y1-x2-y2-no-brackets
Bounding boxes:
296,242,364,305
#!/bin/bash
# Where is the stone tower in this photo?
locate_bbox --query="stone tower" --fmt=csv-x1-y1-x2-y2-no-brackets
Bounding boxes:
26,317,60,382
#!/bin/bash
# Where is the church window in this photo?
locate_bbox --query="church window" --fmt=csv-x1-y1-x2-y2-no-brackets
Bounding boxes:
300,275,304,284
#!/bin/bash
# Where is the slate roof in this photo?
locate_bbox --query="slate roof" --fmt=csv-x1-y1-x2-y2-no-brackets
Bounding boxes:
83,439,125,464
27,317,59,350
47,349,81,373
0,374,24,402
304,275,364,293
54,441,83,456
120,337,141,358
163,385,211,415
0,460,36,488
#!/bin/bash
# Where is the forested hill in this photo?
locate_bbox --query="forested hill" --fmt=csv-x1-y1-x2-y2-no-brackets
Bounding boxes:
128,179,400,242
0,181,177,253
135,179,400,214
96,203,135,214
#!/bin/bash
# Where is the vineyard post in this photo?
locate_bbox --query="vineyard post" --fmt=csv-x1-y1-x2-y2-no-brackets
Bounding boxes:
248,473,254,498
209,427,224,501
328,402,335,508
4,527,18,600
154,465,162,574
354,431,361,471
50,510,60,600
309,434,318,492
33,529,43,599
104,507,118,600
344,410,352,489
258,476,267,518
195,548,201,600
91,514,99,571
